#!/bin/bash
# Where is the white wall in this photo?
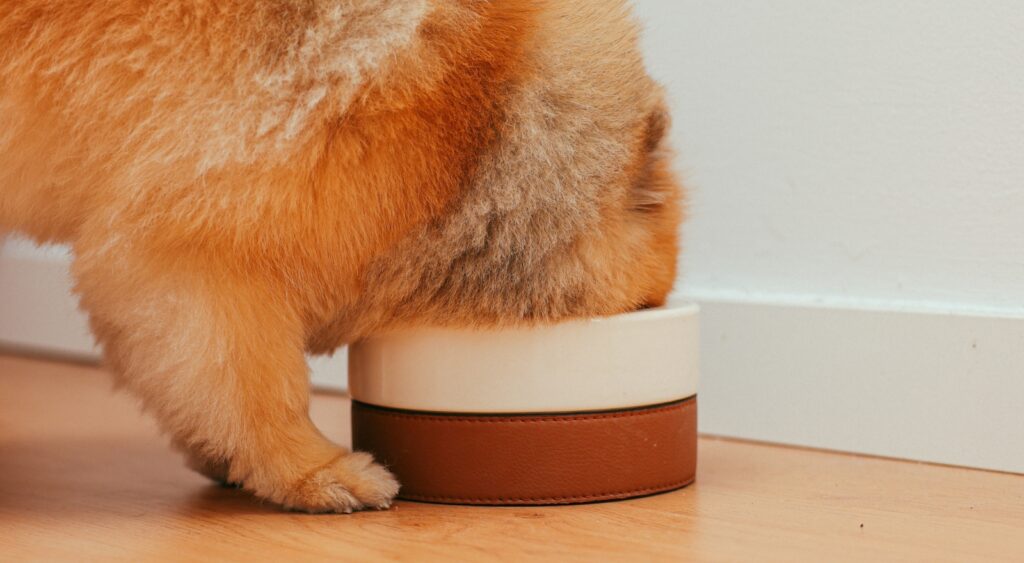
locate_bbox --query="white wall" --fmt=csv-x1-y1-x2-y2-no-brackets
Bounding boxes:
635,0,1024,472
636,0,1024,314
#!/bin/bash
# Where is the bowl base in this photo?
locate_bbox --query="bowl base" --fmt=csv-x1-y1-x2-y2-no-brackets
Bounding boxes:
351,397,697,505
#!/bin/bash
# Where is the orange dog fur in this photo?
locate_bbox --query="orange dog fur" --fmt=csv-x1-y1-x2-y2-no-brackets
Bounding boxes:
0,0,683,512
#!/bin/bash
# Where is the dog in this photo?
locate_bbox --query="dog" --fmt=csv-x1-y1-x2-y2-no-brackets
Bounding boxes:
0,0,683,512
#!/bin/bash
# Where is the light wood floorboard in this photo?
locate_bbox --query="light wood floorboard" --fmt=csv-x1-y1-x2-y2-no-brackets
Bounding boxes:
1,354,1022,562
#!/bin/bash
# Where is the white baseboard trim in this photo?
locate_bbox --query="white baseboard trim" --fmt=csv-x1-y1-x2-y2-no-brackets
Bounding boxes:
691,296,1024,474
0,244,96,361
0,243,347,389
4,242,1021,472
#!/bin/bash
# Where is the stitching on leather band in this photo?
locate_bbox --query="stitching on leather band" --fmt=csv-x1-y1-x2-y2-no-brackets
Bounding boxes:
353,397,694,424
400,478,695,504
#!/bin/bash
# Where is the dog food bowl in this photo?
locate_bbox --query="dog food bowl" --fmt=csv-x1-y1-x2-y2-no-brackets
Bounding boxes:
349,301,699,505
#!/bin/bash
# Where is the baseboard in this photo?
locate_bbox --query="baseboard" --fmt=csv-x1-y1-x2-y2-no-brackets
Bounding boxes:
0,242,96,361
689,294,1024,474
0,241,347,389
4,241,1021,472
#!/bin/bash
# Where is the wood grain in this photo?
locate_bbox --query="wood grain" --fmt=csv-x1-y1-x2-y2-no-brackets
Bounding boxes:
1,354,1022,562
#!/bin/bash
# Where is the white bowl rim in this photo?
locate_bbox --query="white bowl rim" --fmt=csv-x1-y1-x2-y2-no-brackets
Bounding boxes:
348,300,700,413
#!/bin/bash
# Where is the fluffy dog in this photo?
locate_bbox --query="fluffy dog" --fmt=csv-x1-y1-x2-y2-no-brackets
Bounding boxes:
0,0,683,512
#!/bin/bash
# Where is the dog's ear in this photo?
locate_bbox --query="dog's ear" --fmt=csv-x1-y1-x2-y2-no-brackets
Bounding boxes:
629,103,674,214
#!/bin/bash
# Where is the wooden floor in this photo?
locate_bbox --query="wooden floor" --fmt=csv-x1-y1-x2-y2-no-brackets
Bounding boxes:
1,354,1022,562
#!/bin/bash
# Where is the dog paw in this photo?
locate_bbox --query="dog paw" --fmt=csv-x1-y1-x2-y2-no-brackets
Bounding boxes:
279,452,400,514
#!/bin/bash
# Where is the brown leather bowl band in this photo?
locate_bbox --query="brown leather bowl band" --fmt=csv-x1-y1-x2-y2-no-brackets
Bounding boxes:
351,397,697,505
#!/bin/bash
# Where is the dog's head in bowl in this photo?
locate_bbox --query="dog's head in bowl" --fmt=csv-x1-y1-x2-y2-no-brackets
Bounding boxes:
1,0,683,513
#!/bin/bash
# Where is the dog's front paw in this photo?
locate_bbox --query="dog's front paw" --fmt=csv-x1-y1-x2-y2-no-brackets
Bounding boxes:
278,452,399,514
